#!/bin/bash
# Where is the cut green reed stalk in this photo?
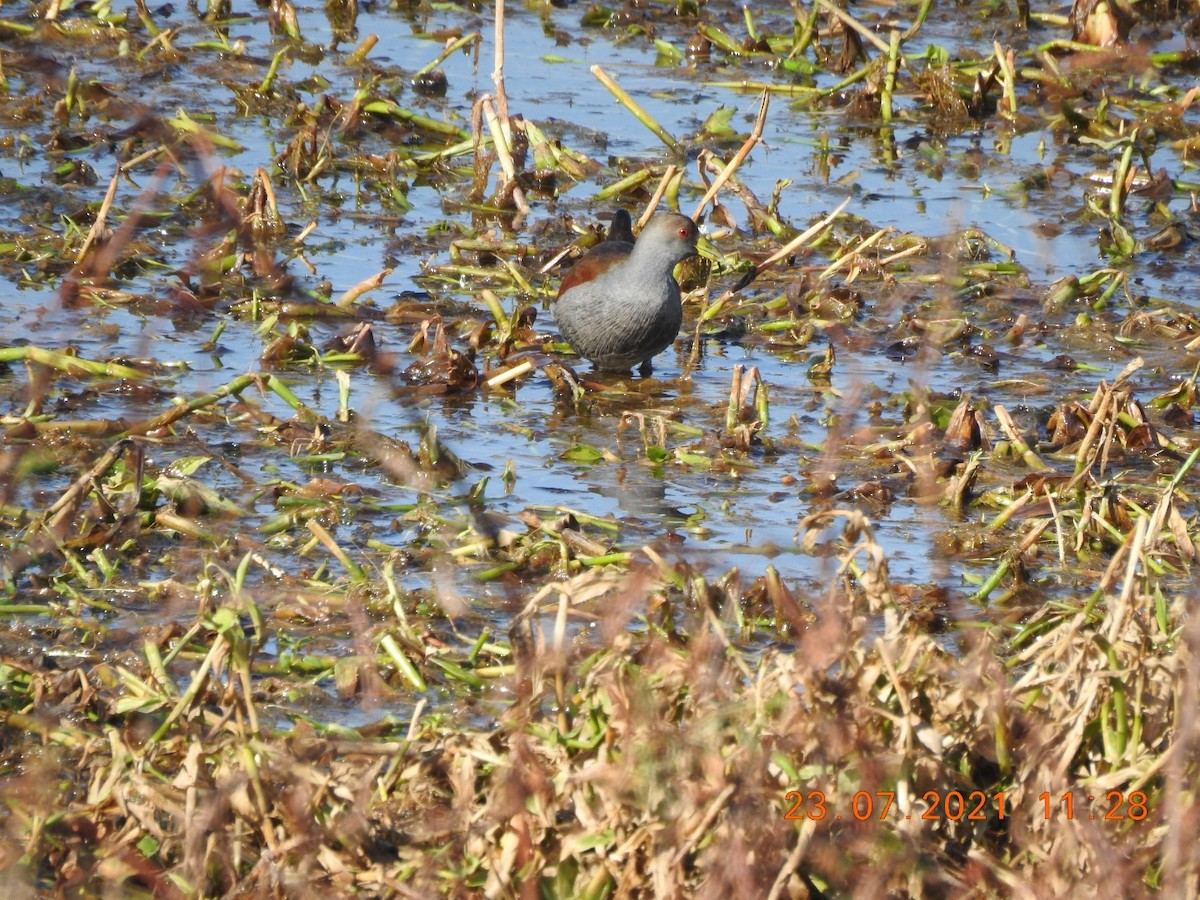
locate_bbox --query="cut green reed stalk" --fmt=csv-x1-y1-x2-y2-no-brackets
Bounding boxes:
817,63,875,99
429,655,484,688
0,18,36,35
969,552,1014,604
406,137,479,166
755,375,769,429
263,373,322,421
882,30,900,122
257,46,289,95
150,634,221,743
579,552,633,567
590,65,683,154
499,256,534,293
742,6,758,40
698,24,748,56
450,239,532,264
380,559,417,638
306,519,368,581
992,42,1018,116
414,31,479,78
344,33,378,65
62,66,79,118
1110,134,1137,219
118,373,255,437
1037,38,1104,54
902,0,934,40
1100,641,1130,760
703,81,817,95
988,488,1034,531
478,289,517,342
332,369,352,422
362,100,470,140
725,365,750,432
379,632,427,690
167,108,244,151
594,169,654,200
468,628,490,664
788,0,820,58
114,666,169,713
0,346,147,381
664,167,685,208
523,120,590,178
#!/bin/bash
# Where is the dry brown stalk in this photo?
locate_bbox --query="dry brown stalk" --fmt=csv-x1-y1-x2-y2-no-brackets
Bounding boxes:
690,91,770,222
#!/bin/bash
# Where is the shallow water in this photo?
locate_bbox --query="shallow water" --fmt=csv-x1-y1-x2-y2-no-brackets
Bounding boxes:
2,0,1199,720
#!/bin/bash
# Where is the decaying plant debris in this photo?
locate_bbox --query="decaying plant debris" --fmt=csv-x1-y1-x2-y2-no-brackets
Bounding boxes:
1,0,1200,895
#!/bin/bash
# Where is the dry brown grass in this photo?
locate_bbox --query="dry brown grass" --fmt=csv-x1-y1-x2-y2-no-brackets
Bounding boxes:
1,491,1194,897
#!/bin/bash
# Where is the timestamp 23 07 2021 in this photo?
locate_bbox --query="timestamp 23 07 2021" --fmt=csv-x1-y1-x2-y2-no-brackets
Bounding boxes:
783,789,1150,823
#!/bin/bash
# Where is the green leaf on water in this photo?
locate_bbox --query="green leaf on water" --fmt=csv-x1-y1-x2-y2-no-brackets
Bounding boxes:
703,106,737,138
654,39,682,62
164,455,212,477
562,444,604,464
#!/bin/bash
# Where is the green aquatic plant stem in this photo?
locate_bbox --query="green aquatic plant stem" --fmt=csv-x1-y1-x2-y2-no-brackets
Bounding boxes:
992,42,1018,117
704,81,817,95
307,518,367,581
595,169,653,200
882,30,900,123
969,554,1012,604
168,108,244,151
150,639,219,743
742,6,757,40
1111,134,1137,220
699,25,747,56
258,47,289,95
481,96,529,214
380,633,427,690
0,346,146,381
120,373,257,437
902,0,933,41
263,374,322,421
591,65,682,154
363,100,471,140
414,31,479,78
787,0,819,59
0,19,36,34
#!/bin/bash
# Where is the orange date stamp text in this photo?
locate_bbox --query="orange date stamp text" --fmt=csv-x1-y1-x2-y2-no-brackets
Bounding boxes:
782,789,1150,823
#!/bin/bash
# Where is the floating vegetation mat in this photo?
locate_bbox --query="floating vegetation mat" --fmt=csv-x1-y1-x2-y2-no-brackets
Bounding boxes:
1,0,1199,894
